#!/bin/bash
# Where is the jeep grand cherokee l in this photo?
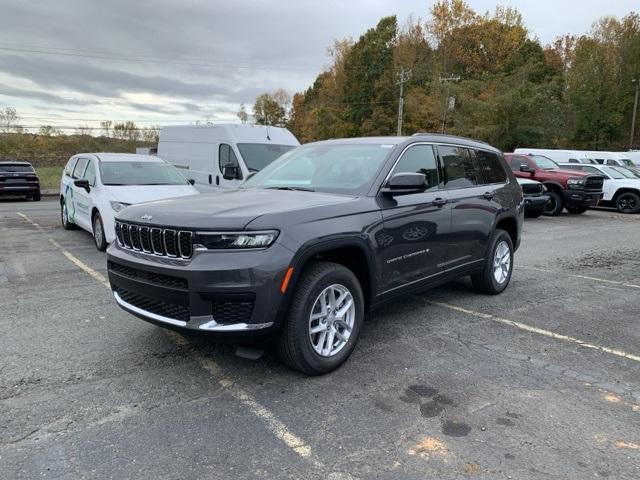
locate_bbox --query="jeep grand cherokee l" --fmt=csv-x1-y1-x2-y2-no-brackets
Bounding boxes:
0,161,41,201
505,153,604,216
108,135,524,375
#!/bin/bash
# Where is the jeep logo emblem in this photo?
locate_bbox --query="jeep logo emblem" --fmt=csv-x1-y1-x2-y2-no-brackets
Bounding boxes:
141,214,153,221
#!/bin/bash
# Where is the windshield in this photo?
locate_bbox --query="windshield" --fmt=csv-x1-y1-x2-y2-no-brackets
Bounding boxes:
619,159,634,167
0,164,34,173
600,166,626,179
531,155,559,170
243,143,395,195
100,162,189,186
612,167,640,179
236,143,296,172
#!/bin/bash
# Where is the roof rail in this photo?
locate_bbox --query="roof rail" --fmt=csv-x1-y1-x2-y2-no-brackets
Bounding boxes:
410,132,492,146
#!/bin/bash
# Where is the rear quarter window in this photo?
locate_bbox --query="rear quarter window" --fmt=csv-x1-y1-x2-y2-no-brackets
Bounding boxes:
475,150,507,184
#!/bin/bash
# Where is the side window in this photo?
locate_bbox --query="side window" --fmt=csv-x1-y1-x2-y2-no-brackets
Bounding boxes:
475,150,507,184
219,144,241,178
439,145,480,188
606,159,616,166
390,144,440,191
64,158,78,177
72,157,88,179
83,160,97,186
582,167,600,174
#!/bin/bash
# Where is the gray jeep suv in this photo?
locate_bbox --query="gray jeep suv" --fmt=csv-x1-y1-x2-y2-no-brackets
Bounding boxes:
107,134,524,374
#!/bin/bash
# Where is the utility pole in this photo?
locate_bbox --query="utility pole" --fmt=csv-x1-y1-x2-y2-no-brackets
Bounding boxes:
439,75,461,134
396,68,412,136
631,78,639,149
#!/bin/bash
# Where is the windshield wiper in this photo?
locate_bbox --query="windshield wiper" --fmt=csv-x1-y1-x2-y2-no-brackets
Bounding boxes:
264,186,315,192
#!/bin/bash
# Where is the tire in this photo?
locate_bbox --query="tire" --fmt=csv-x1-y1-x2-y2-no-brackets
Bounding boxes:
615,192,640,214
92,212,108,251
565,206,588,214
276,262,364,375
543,191,563,216
61,200,76,230
32,191,41,201
471,229,514,295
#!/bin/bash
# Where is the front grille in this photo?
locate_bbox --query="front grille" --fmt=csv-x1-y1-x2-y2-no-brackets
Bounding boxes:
115,221,193,259
521,183,543,195
212,297,255,324
108,261,188,290
117,287,190,322
585,175,604,191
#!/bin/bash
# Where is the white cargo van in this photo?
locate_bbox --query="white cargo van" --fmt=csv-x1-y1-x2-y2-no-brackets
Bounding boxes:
157,124,300,191
513,148,596,164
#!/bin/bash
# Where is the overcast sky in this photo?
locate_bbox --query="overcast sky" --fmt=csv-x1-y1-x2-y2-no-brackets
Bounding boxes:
0,0,637,131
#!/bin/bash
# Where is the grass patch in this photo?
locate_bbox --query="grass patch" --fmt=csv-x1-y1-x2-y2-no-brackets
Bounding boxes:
35,166,63,191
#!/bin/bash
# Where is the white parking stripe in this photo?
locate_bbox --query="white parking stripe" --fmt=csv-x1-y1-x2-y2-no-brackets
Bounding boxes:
15,211,328,470
428,301,640,363
520,265,640,289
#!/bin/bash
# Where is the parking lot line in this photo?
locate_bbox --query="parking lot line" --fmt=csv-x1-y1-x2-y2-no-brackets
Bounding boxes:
428,301,640,363
519,265,640,289
15,211,329,472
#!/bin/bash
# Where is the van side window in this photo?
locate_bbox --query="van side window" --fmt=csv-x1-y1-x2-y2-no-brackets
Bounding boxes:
439,145,480,188
475,150,507,184
219,144,241,179
64,158,78,177
390,144,440,191
72,157,89,179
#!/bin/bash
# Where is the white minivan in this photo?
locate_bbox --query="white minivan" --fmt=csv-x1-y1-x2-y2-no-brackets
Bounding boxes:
157,124,300,191
60,153,199,250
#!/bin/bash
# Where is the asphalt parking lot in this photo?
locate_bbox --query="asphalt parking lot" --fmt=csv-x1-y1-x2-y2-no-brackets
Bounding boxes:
1,198,639,479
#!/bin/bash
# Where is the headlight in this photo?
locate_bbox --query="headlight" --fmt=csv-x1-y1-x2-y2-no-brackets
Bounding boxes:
566,178,586,189
541,184,547,192
110,201,131,212
196,230,279,249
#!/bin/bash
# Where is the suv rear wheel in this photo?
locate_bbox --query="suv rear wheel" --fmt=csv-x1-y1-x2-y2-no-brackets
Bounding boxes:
471,229,514,295
543,191,563,216
277,262,364,375
615,192,640,214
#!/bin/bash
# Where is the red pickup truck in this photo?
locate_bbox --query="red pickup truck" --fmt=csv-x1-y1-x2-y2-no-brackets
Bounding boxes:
504,153,604,216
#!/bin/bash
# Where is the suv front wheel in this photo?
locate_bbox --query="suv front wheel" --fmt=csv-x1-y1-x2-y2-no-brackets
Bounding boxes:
277,262,364,375
471,229,514,295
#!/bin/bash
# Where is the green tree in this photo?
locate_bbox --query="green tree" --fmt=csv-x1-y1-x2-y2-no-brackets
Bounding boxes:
253,93,286,126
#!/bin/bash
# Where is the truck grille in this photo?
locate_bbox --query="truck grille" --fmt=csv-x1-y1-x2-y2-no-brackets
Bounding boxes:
116,287,190,322
585,175,604,191
521,183,543,195
115,221,193,259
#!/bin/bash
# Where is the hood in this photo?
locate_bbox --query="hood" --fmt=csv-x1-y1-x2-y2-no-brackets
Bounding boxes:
104,184,198,205
549,168,591,177
516,177,541,185
117,188,357,229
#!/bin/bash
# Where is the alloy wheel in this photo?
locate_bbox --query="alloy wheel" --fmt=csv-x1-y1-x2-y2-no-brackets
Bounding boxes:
492,240,511,285
308,284,355,357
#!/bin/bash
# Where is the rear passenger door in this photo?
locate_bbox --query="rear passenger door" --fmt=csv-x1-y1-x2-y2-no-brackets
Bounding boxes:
379,143,450,294
438,145,503,271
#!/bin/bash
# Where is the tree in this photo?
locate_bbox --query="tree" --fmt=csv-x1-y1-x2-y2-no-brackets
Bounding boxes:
253,93,286,126
38,125,61,137
101,121,113,137
237,104,249,123
0,106,20,133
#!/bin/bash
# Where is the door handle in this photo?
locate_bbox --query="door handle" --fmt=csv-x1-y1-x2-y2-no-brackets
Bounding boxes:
483,191,496,200
432,198,447,207
208,174,212,184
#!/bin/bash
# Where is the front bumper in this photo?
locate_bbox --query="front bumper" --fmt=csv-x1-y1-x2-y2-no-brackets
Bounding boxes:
524,194,549,213
107,241,293,337
562,190,603,207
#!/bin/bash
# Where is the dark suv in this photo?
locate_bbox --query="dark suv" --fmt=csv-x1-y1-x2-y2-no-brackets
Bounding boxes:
0,161,41,201
108,135,524,374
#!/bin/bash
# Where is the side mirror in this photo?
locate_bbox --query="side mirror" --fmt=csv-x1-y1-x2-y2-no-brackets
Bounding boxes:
188,179,195,185
381,173,426,195
74,178,90,193
520,164,535,174
222,164,241,181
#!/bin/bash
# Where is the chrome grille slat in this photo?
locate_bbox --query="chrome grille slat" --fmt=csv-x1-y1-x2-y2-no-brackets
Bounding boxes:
115,221,192,259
